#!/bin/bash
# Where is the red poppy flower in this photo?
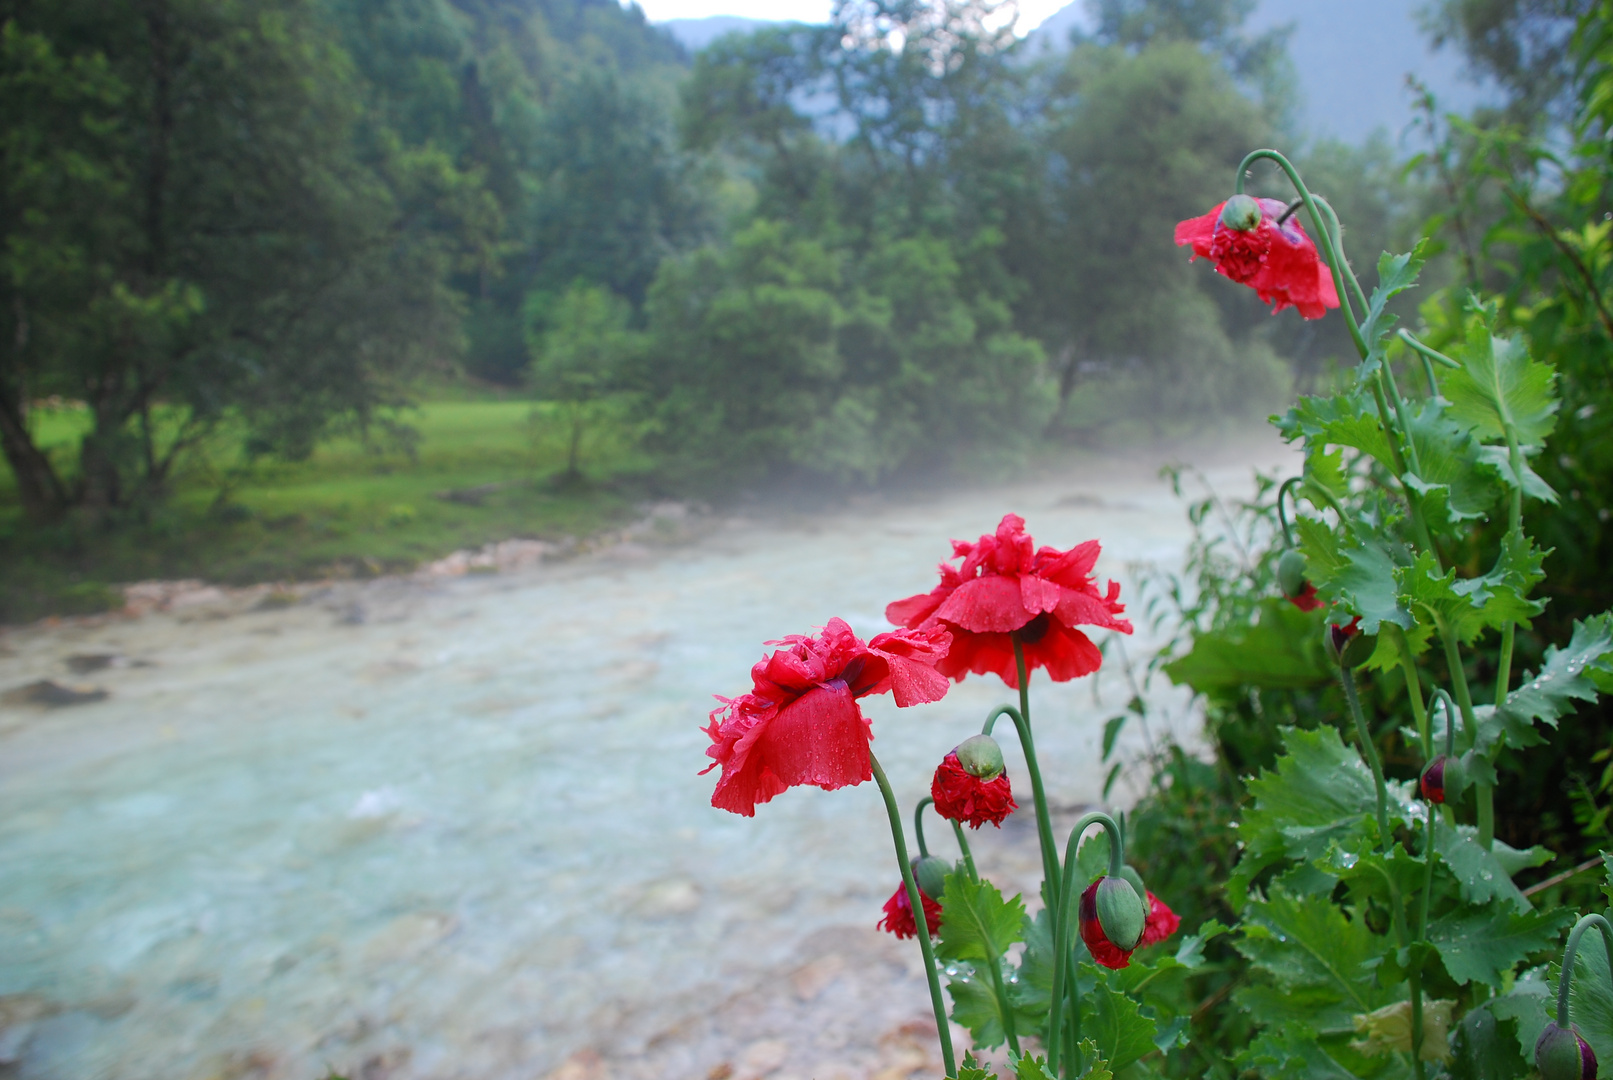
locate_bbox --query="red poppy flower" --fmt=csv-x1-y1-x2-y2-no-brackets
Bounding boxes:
878,879,943,940
1175,197,1340,319
702,617,953,816
1288,581,1324,612
1137,891,1181,949
884,514,1132,689
932,751,1017,829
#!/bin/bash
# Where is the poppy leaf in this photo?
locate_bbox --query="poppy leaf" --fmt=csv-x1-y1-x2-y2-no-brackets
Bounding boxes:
1440,328,1559,447
937,870,1026,964
1430,907,1572,987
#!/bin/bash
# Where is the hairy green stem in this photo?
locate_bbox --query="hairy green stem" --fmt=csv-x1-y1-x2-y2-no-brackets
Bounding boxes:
986,642,1062,916
1277,476,1304,548
1434,618,1491,846
1314,195,1372,320
915,797,934,858
949,819,980,883
870,750,956,1078
1393,626,1431,759
1557,914,1613,1027
1339,664,1393,854
1047,812,1128,1079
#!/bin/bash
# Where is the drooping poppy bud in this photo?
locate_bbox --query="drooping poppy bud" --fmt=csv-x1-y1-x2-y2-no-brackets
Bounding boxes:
878,870,943,940
1079,875,1147,969
1536,1022,1598,1080
1324,617,1375,668
1119,864,1148,901
955,734,1005,780
932,747,1017,829
1277,549,1324,612
913,855,951,901
1219,194,1262,232
1420,753,1470,805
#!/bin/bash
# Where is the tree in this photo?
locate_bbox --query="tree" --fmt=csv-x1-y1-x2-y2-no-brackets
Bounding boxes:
526,283,640,482
0,0,482,522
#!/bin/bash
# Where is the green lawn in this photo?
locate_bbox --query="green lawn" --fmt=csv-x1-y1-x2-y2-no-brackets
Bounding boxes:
0,398,655,622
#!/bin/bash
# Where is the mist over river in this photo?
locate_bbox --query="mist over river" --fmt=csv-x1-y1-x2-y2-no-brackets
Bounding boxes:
0,437,1290,1080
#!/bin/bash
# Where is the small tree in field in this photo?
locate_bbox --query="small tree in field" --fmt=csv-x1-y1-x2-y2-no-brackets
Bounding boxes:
526,284,640,485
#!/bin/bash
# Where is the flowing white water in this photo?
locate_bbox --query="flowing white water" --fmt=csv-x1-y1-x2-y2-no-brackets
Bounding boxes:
0,438,1290,1080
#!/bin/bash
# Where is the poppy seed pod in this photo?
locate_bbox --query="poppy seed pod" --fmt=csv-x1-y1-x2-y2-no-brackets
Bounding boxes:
955,734,1005,781
1277,549,1310,598
1536,1023,1598,1080
1219,194,1262,232
913,855,951,902
1324,617,1375,668
1092,876,1146,949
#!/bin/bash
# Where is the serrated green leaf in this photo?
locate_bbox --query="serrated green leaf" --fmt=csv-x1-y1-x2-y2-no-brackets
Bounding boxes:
1315,530,1415,635
1436,820,1536,913
1101,714,1125,762
1239,1027,1359,1080
1448,1003,1531,1080
1305,444,1350,504
1357,246,1427,381
1489,968,1554,1061
1430,907,1573,986
1236,885,1395,1033
1441,328,1559,446
1483,613,1613,753
1009,1050,1056,1080
1074,1040,1111,1080
1476,444,1559,503
1602,852,1613,909
938,872,1027,963
1395,539,1545,649
1162,598,1332,698
1230,726,1383,906
1083,965,1158,1072
1401,398,1503,528
1017,907,1055,1018
949,968,1012,1049
1277,393,1395,467
1568,919,1613,1067
957,1052,997,1080
1318,838,1427,911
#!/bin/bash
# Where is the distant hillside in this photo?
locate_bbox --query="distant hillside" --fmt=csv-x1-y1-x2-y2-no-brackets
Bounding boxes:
1023,0,1495,144
660,15,788,51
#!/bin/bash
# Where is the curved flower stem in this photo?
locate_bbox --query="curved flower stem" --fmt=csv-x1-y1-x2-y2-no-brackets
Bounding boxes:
1433,615,1491,846
1047,812,1127,1079
1392,626,1432,759
1397,330,1462,371
915,797,934,858
983,699,1061,916
870,749,956,1078
1485,422,1528,849
1339,664,1392,847
949,819,980,883
1557,914,1613,1027
1277,476,1304,548
1313,195,1371,319
1234,149,1368,358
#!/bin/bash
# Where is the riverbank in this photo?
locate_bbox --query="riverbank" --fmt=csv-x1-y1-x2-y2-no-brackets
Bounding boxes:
0,432,1292,1080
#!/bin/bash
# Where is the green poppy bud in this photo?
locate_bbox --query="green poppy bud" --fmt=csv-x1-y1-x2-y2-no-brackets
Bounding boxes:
1220,194,1262,232
1277,549,1310,599
955,734,1006,781
1094,875,1147,952
1536,1022,1597,1080
1119,864,1148,903
913,855,951,901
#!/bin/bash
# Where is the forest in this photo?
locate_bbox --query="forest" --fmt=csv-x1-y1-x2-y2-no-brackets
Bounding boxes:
0,0,1451,619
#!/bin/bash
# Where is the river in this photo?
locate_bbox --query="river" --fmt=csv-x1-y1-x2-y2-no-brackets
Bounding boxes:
0,436,1290,1080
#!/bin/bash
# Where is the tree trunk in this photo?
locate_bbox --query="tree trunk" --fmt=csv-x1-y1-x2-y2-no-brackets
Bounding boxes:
0,383,68,522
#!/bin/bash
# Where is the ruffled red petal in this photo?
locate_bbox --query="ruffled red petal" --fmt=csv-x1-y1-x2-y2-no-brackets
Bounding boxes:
1137,891,1181,948
931,752,1017,828
1078,879,1133,969
885,515,1131,689
878,881,942,939
705,618,951,816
